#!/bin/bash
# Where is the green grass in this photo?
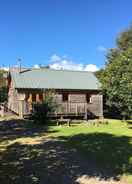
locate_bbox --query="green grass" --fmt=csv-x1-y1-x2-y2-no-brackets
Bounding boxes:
48,119,132,183
48,119,132,137
0,118,132,183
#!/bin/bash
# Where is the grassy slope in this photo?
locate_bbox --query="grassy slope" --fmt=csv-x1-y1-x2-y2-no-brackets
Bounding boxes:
48,119,132,183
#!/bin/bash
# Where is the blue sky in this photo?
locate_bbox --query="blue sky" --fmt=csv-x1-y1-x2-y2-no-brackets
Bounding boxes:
0,0,132,70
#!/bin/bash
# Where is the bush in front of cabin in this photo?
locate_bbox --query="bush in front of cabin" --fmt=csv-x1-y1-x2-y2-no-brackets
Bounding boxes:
0,86,8,103
31,90,58,124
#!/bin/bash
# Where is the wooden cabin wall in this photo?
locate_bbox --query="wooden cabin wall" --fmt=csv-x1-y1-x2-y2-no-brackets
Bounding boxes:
54,92,103,117
54,94,62,103
68,94,86,103
8,81,19,114
87,94,103,117
12,89,103,118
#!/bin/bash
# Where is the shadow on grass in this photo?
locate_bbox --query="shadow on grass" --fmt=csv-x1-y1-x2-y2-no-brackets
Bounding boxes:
126,120,132,124
0,118,58,143
0,119,132,183
126,120,132,129
0,138,114,184
60,133,132,176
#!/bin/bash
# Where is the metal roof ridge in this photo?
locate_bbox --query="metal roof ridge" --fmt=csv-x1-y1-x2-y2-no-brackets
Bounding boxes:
31,68,94,73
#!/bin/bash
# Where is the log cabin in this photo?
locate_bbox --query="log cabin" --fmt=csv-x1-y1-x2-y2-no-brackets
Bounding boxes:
8,68,103,119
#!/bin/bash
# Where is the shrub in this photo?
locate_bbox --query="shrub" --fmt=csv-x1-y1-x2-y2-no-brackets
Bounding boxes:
31,90,58,124
0,86,8,103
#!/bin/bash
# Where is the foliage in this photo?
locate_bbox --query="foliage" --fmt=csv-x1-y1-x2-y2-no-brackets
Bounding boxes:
97,24,132,119
117,25,132,50
31,90,58,124
0,70,8,103
0,86,8,102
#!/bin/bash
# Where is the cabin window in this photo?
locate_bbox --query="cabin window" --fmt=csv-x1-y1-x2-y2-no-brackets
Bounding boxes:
39,94,43,101
32,94,36,102
86,94,92,103
62,93,68,102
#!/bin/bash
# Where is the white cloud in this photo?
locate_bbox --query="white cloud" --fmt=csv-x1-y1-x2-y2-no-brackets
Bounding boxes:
84,64,99,72
50,54,61,62
49,54,99,72
97,45,107,52
50,60,83,71
0,67,9,71
33,64,40,69
1,55,99,72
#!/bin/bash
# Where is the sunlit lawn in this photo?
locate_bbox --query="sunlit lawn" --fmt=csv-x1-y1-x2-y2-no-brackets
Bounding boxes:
0,118,132,183
48,119,132,183
48,119,132,137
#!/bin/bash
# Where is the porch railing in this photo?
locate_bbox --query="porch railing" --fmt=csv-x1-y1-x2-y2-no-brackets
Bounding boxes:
23,101,102,117
56,102,88,114
23,101,90,115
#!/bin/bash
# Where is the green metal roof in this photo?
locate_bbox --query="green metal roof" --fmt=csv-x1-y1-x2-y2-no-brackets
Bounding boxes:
10,68,101,90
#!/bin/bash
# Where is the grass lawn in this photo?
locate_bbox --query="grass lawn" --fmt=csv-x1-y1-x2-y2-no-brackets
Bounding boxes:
0,118,132,184
47,119,132,183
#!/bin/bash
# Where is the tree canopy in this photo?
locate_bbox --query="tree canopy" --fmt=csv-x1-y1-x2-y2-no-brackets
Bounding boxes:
97,25,132,119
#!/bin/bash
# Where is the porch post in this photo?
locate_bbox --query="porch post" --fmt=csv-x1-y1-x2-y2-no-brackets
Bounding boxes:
19,100,24,118
18,93,25,118
99,95,104,119
43,92,45,101
75,103,78,115
36,93,40,102
28,93,33,112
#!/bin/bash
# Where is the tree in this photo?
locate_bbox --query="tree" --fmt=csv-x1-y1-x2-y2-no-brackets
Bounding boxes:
97,24,132,119
0,70,8,103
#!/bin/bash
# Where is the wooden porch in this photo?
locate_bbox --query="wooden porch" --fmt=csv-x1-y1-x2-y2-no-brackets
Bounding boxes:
23,101,99,118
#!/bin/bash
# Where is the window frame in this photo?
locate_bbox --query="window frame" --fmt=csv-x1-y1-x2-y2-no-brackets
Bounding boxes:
62,93,69,102
86,94,92,103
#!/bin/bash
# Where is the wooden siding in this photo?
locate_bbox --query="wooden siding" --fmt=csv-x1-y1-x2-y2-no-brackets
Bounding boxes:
8,87,103,118
69,94,86,103
56,102,87,114
87,95,103,117
8,81,19,114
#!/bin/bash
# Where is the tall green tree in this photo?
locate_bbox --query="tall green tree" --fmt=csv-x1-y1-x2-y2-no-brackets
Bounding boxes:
0,70,8,103
97,25,132,119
